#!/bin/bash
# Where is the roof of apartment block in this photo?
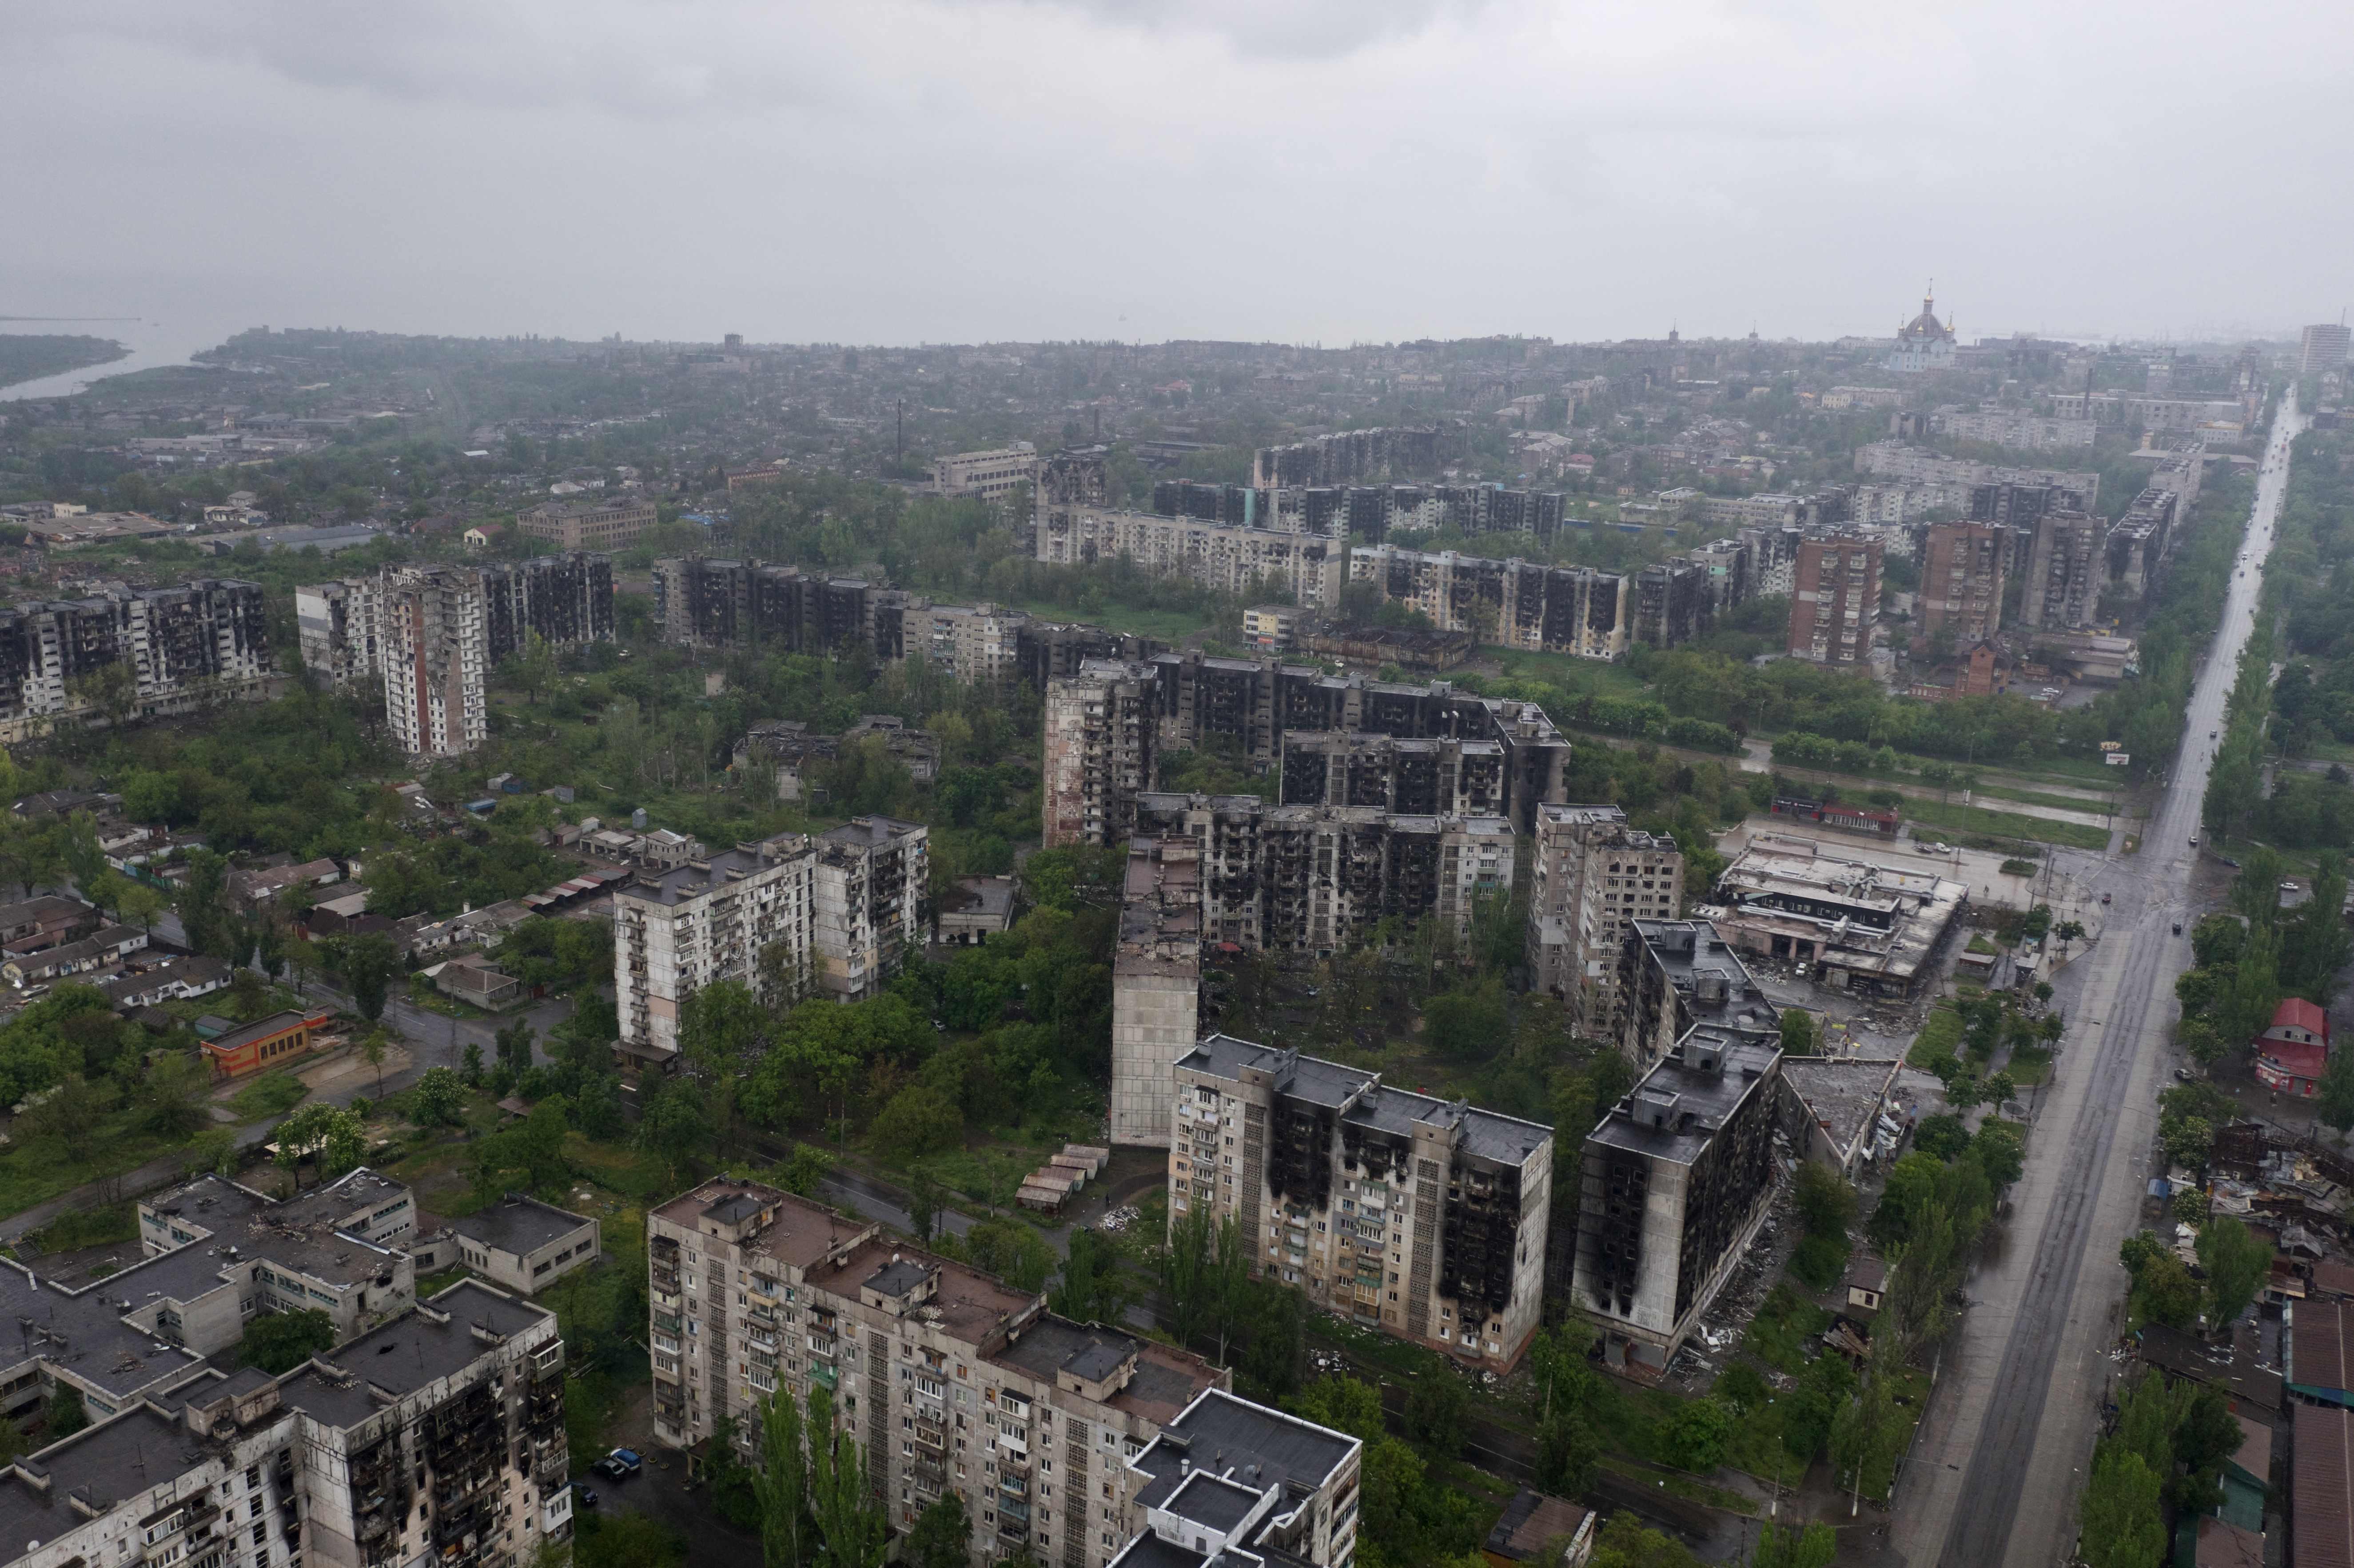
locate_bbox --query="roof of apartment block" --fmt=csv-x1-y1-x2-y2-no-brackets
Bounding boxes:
1591,1033,1784,1165
1178,1034,1550,1168
988,1314,1219,1425
310,1282,549,1403
1131,1388,1358,1512
619,834,811,906
447,1195,594,1258
819,816,924,851
805,1237,1035,1346
0,1396,218,1558
653,1180,876,1271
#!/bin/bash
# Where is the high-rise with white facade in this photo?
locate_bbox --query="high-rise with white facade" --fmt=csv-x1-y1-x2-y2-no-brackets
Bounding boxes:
374,556,613,758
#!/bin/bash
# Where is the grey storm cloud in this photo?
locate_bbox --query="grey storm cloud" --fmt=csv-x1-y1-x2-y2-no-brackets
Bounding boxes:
3,0,2350,347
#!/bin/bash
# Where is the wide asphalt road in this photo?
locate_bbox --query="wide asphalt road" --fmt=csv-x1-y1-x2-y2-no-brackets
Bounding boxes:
1896,393,2303,1568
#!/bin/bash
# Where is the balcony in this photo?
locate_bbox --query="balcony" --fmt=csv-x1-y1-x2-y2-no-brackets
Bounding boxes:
912,1422,948,1454
653,1311,683,1336
810,1363,838,1393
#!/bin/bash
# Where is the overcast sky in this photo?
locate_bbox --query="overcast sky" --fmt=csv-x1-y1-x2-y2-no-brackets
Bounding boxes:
6,0,2349,350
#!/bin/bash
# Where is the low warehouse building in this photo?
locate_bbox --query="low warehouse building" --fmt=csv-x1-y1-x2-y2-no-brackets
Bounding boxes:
443,1194,601,1296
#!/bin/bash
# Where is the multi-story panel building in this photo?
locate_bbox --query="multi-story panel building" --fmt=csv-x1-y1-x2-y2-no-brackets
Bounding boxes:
1632,558,1712,650
649,558,908,662
1131,796,1511,956
1610,919,1780,1070
295,577,385,685
379,556,613,758
1345,546,1629,657
916,603,1031,690
1111,836,1202,1150
1279,732,1513,819
1572,1027,1784,1377
1917,521,2007,650
1785,537,1882,665
0,1280,568,1568
927,443,1037,503
646,1179,1225,1566
1033,508,1346,613
1925,409,2097,450
2107,486,2180,601
1043,661,1162,848
813,817,929,1001
1252,426,1445,488
1168,1034,1553,1370
2302,323,2351,380
615,833,817,1059
1852,442,2102,510
1526,806,1684,1038
518,497,657,551
2019,509,2105,632
1113,1389,1362,1568
0,579,271,742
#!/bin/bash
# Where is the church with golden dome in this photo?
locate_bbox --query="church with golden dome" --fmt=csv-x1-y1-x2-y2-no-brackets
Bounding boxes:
1888,287,1957,373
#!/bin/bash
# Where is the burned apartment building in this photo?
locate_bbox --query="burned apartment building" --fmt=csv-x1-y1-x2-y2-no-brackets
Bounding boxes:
0,1279,569,1568
647,1178,1225,1568
1346,546,1631,658
1043,657,1571,846
1111,836,1203,1148
1785,537,1882,665
2106,485,2182,601
1572,1023,1784,1377
613,820,928,1060
1611,918,1780,1070
1168,1034,1553,1370
1251,425,1447,488
358,555,613,759
1916,520,2007,650
1156,482,1568,545
1527,805,1686,1039
1131,794,1513,956
650,557,908,662
1632,557,1714,650
0,578,271,742
296,576,387,686
1033,507,1346,613
2019,508,2106,631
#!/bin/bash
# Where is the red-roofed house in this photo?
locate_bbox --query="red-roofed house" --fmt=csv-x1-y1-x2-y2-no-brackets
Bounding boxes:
2255,998,2331,1098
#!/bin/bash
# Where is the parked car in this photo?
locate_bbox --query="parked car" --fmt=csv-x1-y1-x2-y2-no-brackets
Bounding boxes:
593,1449,642,1479
2220,856,2241,868
571,1483,599,1508
2101,892,2112,904
2282,880,2301,892
2172,922,2184,935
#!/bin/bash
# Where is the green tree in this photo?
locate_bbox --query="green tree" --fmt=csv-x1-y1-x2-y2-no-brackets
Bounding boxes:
805,1387,886,1568
344,932,399,1024
869,1085,963,1162
635,1077,713,1189
44,1385,86,1440
360,1030,389,1096
1403,1373,1469,1459
275,1103,365,1183
116,880,166,934
1159,1201,1217,1349
235,1308,336,1373
138,1049,211,1138
1588,1511,1704,1568
1753,1521,1836,1568
2196,1216,2273,1328
905,1166,941,1244
753,1385,811,1568
1050,1228,1131,1327
1779,1007,1818,1057
2321,1043,2354,1139
2079,1440,2165,1568
1657,1397,1731,1472
902,1495,969,1568
407,1066,467,1128
18,1074,109,1162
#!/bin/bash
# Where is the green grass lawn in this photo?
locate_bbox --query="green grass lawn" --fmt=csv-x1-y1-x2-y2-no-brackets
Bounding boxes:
23,1202,137,1254
1742,1285,1830,1374
2005,1045,2054,1087
230,1072,310,1120
0,1117,186,1219
1009,599,1211,645
1483,648,1654,697
1900,798,2112,850
1907,1006,1964,1072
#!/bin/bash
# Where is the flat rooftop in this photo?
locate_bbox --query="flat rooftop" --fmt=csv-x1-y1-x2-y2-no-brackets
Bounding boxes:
0,1398,215,1558
1177,1034,1551,1168
317,1282,550,1403
618,835,810,906
651,1180,875,1272
1779,1058,1905,1157
987,1316,1218,1426
1131,1389,1357,1513
448,1195,593,1258
1589,1031,1783,1164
